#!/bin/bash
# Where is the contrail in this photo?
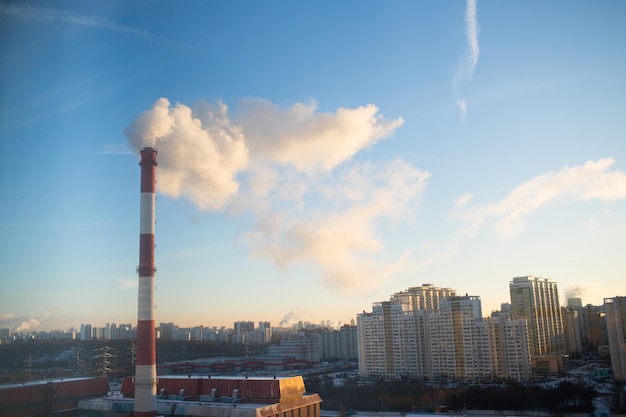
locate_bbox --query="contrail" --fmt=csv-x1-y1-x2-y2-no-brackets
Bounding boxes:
452,0,480,123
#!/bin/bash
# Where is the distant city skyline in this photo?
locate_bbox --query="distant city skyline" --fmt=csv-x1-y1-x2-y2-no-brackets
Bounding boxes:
1,316,353,339
1,1,625,332
0,279,615,334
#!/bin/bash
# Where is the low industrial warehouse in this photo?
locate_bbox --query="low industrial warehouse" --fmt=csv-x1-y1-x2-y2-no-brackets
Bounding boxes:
77,375,322,417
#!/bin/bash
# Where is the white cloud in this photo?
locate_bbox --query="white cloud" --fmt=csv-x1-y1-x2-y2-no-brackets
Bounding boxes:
457,158,626,239
245,160,429,292
454,193,473,210
457,98,468,125
0,313,15,322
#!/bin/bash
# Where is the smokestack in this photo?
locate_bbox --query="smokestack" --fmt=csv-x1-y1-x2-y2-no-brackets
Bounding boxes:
135,147,157,417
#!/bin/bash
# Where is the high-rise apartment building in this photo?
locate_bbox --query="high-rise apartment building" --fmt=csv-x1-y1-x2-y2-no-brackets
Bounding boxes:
604,296,626,380
319,325,358,361
484,309,532,381
560,299,607,355
429,295,486,380
561,306,583,354
358,285,532,381
80,324,92,341
358,284,455,379
391,283,456,312
578,304,607,352
234,321,255,335
509,276,565,357
568,297,583,308
357,301,404,378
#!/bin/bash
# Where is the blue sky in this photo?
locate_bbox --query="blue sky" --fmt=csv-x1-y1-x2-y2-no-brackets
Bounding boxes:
1,1,625,331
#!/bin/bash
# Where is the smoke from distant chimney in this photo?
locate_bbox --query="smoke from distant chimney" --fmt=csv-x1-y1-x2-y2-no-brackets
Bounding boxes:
279,310,302,327
564,284,586,301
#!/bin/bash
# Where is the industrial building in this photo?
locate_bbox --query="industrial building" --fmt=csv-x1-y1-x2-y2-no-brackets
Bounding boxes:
77,375,322,417
0,377,110,417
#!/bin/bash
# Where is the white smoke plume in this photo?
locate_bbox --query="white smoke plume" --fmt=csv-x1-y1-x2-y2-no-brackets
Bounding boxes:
125,98,249,210
279,310,302,327
13,313,50,332
456,158,626,239
16,318,40,332
125,97,414,291
452,0,480,123
238,98,404,174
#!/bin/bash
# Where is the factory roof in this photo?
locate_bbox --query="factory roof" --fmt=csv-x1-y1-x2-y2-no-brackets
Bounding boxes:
122,374,309,403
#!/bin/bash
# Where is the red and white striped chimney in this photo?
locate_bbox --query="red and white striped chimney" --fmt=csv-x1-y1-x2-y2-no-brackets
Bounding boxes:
135,147,157,417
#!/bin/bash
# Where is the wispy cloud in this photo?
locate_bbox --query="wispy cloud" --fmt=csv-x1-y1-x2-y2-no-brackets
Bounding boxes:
456,99,468,125
454,193,473,210
0,72,147,138
452,0,480,123
245,160,428,293
0,3,197,53
0,3,155,40
456,158,626,239
0,313,16,323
